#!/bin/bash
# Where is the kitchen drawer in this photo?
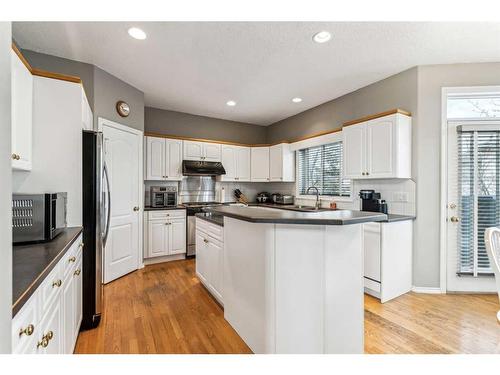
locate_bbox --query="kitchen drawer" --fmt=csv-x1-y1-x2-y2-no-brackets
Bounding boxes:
12,289,39,354
364,277,381,293
196,218,223,242
61,234,83,279
148,209,186,220
39,261,63,317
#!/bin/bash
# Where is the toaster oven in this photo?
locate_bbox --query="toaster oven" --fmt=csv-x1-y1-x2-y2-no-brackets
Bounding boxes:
150,186,177,208
12,193,67,244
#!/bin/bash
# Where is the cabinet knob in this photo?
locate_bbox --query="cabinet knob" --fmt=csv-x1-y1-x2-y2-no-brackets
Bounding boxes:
165,222,171,225
19,324,34,337
52,279,62,288
133,206,140,212
450,216,460,223
45,331,54,341
366,172,370,175
11,153,17,160
78,242,84,249
37,338,49,349
74,269,81,276
203,238,209,243
68,256,76,263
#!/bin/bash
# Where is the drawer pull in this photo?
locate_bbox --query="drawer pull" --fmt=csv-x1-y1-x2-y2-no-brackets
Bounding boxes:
165,222,171,225
45,331,54,341
74,269,81,276
52,279,62,288
37,338,49,349
203,238,209,243
19,324,34,337
68,256,76,263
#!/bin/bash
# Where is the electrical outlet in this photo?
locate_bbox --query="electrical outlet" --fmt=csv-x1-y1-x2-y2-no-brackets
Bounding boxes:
393,192,409,202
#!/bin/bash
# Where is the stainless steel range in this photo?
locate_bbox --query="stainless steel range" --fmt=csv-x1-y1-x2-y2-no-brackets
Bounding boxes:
180,176,221,256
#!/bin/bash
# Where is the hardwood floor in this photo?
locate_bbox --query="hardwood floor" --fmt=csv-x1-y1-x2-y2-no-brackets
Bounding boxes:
75,258,500,354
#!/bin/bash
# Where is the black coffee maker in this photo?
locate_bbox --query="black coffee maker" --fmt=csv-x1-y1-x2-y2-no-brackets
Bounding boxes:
359,190,388,214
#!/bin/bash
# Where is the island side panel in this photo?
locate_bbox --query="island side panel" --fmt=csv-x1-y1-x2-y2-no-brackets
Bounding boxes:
223,217,276,354
324,224,364,353
274,224,326,353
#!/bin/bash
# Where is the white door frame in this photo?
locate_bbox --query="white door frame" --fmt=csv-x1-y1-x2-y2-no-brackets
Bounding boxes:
98,117,144,271
440,86,500,292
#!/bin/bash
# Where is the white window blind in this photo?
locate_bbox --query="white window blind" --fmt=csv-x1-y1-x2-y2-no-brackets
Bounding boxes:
457,129,500,275
297,141,350,197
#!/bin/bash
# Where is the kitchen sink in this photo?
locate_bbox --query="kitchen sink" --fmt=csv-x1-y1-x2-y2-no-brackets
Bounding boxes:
282,205,331,212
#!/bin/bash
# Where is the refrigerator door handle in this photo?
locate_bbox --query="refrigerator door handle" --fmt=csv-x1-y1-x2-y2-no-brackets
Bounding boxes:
103,162,111,248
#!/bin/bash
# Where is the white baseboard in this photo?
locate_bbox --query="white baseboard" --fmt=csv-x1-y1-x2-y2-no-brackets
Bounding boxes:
411,286,444,294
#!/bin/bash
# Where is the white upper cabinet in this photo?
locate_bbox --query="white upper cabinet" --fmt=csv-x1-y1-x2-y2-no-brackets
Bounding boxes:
220,145,251,182
343,113,411,179
145,136,183,181
183,140,221,162
269,143,295,182
251,146,270,182
11,49,33,171
81,88,93,131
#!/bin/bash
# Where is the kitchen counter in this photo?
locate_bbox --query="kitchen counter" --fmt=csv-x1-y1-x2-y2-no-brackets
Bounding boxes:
206,205,387,225
384,214,416,223
144,205,186,211
195,212,224,227
250,203,415,223
12,226,83,316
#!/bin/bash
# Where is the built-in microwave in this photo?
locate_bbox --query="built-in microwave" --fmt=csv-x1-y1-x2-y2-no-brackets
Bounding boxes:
150,186,177,208
12,192,67,244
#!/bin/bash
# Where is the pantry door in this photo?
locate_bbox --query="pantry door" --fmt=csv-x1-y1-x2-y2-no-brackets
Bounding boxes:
99,118,142,284
446,120,498,292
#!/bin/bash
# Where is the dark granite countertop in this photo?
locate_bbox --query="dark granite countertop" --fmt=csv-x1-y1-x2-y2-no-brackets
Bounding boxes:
249,203,415,223
144,205,186,211
384,214,416,223
195,212,224,227
206,206,387,225
12,227,83,316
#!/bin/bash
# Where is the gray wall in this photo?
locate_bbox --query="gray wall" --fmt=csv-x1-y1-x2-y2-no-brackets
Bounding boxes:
145,107,266,144
0,22,12,354
267,68,418,143
414,63,500,288
20,48,94,109
93,67,144,132
19,49,145,132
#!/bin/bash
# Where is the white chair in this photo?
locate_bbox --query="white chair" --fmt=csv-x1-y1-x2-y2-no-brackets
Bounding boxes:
484,227,500,323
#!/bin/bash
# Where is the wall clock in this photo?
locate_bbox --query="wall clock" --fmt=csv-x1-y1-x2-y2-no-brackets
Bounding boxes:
116,100,130,117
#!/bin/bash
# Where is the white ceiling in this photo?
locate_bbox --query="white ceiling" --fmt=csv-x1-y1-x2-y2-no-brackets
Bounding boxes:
12,22,500,125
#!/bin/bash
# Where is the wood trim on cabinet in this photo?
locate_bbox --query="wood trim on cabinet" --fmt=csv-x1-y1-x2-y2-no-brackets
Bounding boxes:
11,43,82,84
342,108,411,127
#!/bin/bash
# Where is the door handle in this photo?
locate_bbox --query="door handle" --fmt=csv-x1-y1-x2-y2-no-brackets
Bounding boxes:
450,216,460,223
133,206,140,212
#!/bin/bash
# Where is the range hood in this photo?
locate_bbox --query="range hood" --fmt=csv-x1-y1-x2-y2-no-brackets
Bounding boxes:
182,160,226,176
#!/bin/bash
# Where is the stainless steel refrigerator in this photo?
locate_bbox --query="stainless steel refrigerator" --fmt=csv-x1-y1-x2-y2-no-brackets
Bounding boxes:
81,130,110,330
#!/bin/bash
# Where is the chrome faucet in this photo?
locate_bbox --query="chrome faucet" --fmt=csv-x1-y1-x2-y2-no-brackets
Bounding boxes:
306,186,320,209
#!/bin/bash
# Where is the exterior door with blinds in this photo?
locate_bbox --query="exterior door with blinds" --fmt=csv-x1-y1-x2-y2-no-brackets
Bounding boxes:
446,120,497,292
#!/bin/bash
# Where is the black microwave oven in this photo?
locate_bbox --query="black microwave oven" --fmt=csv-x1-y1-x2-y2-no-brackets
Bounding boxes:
12,192,67,244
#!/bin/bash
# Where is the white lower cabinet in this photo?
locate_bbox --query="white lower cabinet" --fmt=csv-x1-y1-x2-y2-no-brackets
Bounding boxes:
12,234,83,354
144,210,187,259
195,218,224,305
363,220,412,303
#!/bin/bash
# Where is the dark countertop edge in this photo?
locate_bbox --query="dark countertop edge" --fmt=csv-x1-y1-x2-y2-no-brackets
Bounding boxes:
195,213,224,227
207,210,388,226
382,214,416,223
144,206,186,211
12,227,83,316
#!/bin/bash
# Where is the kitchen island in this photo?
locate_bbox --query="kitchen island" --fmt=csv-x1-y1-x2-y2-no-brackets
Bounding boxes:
206,205,387,354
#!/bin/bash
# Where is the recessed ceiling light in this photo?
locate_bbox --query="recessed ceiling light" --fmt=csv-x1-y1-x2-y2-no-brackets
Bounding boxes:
292,97,303,103
313,31,331,44
226,100,237,107
128,27,147,40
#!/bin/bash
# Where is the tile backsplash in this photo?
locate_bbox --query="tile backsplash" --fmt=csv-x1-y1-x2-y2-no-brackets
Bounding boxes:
145,178,416,216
